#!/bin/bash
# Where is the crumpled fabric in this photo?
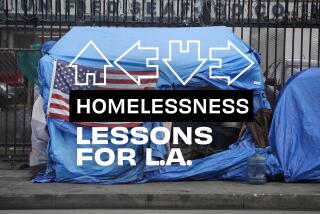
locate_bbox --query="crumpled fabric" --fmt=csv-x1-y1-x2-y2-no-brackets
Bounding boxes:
269,68,320,182
35,26,281,184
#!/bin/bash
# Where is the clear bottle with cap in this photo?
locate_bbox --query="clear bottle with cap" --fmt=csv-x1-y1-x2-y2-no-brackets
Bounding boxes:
247,153,267,184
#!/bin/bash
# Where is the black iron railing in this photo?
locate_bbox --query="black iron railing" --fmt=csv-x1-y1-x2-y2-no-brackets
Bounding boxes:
0,1,319,25
0,0,319,160
0,49,38,161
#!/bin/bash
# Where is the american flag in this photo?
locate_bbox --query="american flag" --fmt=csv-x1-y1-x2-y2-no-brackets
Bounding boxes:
48,60,157,127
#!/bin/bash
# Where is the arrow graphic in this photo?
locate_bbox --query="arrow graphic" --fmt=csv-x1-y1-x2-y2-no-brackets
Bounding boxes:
162,40,207,86
209,40,255,85
67,40,113,86
113,40,159,85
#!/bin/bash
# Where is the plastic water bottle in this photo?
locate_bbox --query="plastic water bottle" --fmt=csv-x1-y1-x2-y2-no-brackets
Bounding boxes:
247,154,267,184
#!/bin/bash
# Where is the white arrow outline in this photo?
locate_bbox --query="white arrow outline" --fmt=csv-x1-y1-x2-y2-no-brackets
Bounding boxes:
67,40,113,86
113,40,159,85
209,40,255,85
162,40,207,86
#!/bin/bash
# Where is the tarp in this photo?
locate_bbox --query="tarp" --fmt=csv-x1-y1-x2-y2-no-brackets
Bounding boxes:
30,96,49,167
269,67,320,182
35,26,281,184
17,46,42,83
30,41,57,168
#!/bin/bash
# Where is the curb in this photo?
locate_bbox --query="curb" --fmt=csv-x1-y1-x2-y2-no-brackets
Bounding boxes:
0,193,319,210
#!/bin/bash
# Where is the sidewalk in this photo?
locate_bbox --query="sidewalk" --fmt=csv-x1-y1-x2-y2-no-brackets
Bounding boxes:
0,169,319,210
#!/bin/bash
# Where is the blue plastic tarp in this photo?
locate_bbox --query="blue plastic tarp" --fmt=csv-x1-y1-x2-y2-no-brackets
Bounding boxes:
269,67,320,182
35,26,281,184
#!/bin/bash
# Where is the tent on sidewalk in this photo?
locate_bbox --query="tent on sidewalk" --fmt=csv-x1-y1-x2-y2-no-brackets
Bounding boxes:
269,67,320,182
34,26,281,184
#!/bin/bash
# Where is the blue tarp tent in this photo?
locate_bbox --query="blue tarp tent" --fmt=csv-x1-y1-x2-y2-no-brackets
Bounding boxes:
269,68,320,182
35,26,281,184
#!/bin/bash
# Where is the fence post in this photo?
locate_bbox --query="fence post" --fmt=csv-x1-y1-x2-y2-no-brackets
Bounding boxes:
201,0,211,25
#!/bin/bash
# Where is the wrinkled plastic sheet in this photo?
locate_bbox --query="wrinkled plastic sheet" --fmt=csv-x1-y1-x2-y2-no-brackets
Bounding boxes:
34,26,281,184
269,68,320,182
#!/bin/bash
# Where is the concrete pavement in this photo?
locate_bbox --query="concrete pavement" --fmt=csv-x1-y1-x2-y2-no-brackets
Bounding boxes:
0,210,319,214
0,169,319,210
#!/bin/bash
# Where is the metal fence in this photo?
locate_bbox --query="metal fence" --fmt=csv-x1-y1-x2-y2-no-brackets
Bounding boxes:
0,0,319,160
0,49,36,161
